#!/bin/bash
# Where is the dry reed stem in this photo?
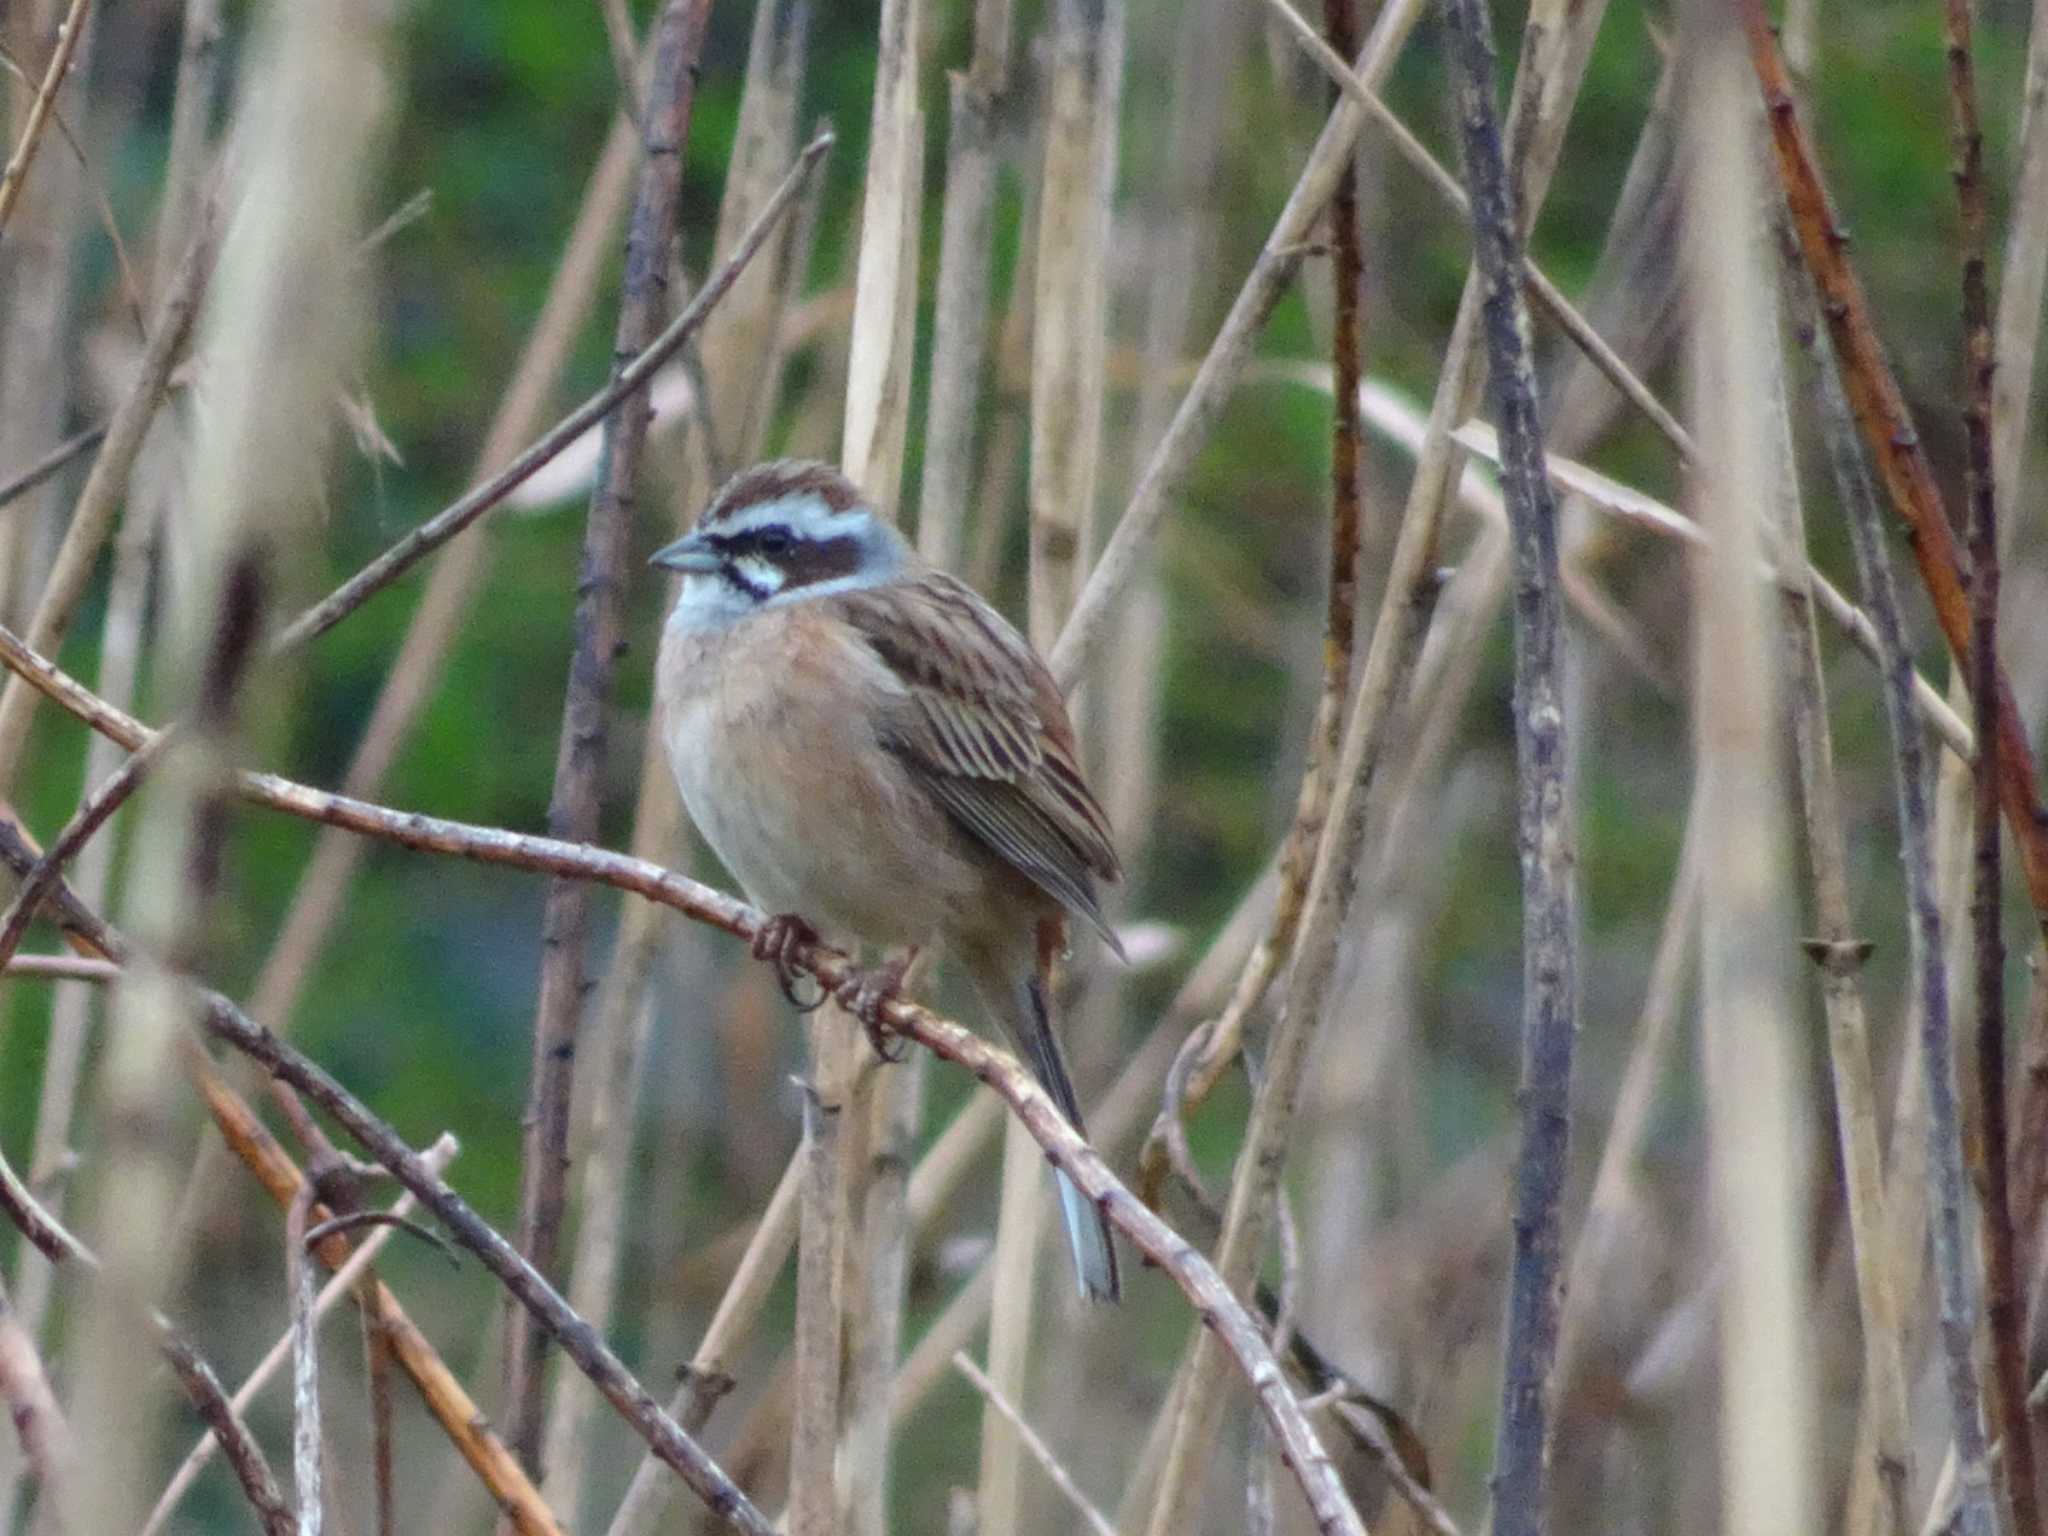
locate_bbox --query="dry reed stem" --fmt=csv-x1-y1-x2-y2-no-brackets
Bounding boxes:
1764,270,1913,1536
0,626,1365,1536
603,1153,803,1536
954,1351,1116,1536
1946,0,2040,1524
141,1135,461,1536
0,190,217,794
1162,0,1364,1121
1789,147,2003,1536
0,1274,70,1524
799,4,923,1530
0,0,89,238
982,1,1121,1528
1687,36,1817,1536
0,138,188,1450
1045,0,1430,689
1440,3,1580,1532
287,1182,326,1536
1994,0,2048,519
502,0,714,1479
63,5,390,1528
1743,3,2048,933
917,0,1016,570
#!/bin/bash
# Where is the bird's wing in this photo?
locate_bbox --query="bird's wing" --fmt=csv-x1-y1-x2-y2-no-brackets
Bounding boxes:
833,570,1124,952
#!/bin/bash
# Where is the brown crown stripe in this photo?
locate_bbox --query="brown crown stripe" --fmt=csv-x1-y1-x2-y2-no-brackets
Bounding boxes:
702,458,865,527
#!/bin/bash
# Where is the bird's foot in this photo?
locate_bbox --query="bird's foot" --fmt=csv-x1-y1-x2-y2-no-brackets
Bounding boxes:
752,913,826,1011
836,948,917,1063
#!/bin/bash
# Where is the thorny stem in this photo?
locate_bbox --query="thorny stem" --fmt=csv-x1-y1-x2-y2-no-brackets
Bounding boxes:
1946,0,2041,1526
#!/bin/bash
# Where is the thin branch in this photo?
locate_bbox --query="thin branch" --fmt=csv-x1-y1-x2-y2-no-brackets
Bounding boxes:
954,1352,1116,1536
0,0,93,237
1946,0,2040,1522
273,129,831,654
0,420,108,512
1251,0,1693,461
0,1274,71,1518
1744,2,2048,931
0,187,219,794
1047,0,1430,688
1160,0,1367,1121
0,628,1366,1536
0,730,169,972
141,1136,462,1536
0,1141,296,1536
1440,4,1577,1535
288,1184,326,1536
1795,154,2001,1536
4,953,114,981
501,0,717,1479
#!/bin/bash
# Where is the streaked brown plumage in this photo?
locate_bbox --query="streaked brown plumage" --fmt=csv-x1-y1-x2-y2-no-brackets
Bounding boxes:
653,459,1124,1300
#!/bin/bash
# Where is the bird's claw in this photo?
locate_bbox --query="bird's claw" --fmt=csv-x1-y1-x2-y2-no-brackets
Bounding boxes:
753,914,826,1012
836,956,912,1063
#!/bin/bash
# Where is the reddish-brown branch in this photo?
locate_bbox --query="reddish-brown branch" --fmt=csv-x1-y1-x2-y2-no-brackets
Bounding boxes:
1743,3,2048,932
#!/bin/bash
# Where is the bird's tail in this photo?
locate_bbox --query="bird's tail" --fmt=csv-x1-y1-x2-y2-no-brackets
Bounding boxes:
972,957,1121,1303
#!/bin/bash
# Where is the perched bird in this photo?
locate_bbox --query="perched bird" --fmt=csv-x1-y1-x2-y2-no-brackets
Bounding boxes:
652,459,1125,1302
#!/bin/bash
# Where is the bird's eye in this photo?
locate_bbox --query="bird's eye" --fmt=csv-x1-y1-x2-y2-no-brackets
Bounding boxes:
756,528,793,558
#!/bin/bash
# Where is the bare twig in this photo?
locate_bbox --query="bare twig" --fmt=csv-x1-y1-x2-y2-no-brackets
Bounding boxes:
1744,1,2048,931
0,0,91,237
501,0,717,1480
0,1274,71,1518
274,130,831,654
1946,0,2040,1523
141,1135,461,1536
1788,120,2002,1536
1766,268,1912,1536
1439,3,1577,1534
288,1183,326,1536
4,953,113,981
0,190,218,794
0,1140,295,1536
0,420,107,512
954,1351,1117,1536
0,630,1367,1536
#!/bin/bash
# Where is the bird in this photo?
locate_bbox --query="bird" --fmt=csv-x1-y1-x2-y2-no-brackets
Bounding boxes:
650,458,1125,1303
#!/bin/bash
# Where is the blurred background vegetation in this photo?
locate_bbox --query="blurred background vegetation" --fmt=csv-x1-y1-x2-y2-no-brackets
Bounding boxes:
5,0,2047,1531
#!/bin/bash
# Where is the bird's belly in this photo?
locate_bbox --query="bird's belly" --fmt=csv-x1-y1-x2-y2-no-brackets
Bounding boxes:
663,670,972,950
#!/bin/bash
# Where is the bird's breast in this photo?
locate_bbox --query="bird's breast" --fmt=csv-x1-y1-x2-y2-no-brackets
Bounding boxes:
655,606,984,949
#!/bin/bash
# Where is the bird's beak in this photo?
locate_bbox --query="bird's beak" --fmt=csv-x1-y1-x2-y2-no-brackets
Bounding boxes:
650,531,721,575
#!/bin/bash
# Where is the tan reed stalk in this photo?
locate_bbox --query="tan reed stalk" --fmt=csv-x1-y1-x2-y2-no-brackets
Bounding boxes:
786,0,923,1530
981,3,1122,1532
61,3,394,1531
0,0,221,1454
